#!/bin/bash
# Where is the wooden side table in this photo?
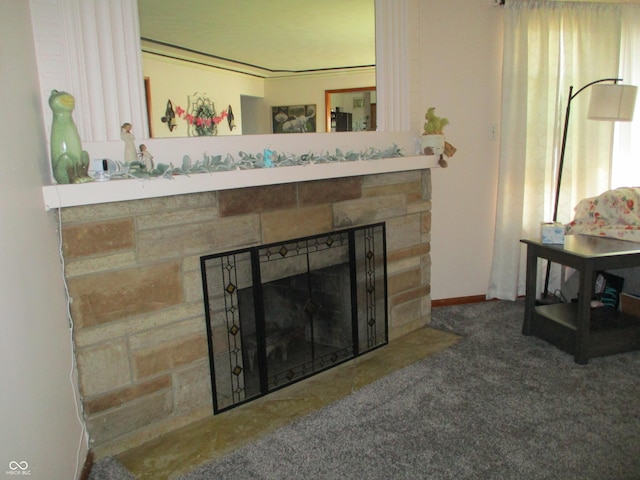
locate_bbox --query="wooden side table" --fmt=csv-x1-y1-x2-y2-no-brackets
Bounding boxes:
521,235,640,364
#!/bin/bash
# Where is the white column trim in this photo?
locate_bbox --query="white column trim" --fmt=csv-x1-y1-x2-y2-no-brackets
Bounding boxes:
375,0,411,132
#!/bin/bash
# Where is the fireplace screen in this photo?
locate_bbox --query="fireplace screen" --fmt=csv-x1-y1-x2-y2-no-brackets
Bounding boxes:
201,223,388,413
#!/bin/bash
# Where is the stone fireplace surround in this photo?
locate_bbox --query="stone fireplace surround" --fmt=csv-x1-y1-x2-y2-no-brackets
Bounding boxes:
63,169,432,458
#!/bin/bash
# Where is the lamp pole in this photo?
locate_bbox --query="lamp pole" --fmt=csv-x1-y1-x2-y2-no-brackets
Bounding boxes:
543,77,623,299
551,78,622,223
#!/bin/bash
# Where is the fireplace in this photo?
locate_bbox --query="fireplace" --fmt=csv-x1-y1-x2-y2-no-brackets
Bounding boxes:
201,224,388,412
62,170,431,456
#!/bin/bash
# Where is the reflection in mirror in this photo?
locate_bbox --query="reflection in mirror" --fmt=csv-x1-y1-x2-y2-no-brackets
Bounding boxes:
326,87,376,132
137,0,376,138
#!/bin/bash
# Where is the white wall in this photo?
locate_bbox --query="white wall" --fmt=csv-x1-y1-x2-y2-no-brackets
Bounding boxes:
418,0,503,300
0,2,87,479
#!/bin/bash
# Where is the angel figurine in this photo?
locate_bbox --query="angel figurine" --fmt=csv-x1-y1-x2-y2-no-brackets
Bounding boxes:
120,122,136,163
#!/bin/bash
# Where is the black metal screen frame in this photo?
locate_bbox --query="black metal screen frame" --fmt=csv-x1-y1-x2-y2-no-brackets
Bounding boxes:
200,223,388,414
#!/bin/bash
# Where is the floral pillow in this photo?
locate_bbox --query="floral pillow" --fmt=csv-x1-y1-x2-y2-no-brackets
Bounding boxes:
566,187,640,243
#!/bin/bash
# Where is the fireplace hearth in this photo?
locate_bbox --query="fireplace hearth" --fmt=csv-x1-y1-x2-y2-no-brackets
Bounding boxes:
201,223,388,412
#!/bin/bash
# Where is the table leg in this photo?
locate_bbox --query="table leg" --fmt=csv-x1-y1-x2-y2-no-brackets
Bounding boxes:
574,264,593,365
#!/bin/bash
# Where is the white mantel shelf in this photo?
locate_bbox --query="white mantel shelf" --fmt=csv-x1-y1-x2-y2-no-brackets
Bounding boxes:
42,154,439,210
41,131,441,210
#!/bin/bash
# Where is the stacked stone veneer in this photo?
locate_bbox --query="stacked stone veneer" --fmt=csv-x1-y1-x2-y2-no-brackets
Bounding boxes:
62,170,432,457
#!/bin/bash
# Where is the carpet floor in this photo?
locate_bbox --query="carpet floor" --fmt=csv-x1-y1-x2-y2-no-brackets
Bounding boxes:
91,300,640,479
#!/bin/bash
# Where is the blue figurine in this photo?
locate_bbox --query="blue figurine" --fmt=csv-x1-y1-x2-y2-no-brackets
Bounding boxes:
264,149,274,168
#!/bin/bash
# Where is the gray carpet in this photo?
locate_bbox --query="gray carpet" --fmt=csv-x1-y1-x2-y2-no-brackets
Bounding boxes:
88,455,135,480
93,300,640,479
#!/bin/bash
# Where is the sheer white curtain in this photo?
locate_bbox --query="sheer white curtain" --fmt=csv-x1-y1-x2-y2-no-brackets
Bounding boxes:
488,1,623,300
30,0,147,141
611,4,640,189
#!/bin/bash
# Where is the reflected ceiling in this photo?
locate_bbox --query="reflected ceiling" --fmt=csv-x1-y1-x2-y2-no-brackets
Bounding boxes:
137,0,376,76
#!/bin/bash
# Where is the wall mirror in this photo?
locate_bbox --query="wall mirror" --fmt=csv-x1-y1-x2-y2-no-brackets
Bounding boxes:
31,0,412,165
138,0,376,137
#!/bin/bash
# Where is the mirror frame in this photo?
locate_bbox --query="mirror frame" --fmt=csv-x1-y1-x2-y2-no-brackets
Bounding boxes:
30,0,413,167
325,87,376,132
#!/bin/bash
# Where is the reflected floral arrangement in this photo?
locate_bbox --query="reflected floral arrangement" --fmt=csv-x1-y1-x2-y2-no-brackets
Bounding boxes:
177,96,228,137
161,94,233,135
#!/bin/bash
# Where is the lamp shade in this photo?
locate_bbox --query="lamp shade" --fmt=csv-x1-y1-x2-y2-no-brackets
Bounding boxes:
588,84,638,121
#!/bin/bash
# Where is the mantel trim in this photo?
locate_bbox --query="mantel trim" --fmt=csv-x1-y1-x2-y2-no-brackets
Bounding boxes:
43,154,438,210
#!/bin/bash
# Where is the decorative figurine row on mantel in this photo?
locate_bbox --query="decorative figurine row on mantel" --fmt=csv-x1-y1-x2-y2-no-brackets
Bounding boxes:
102,144,407,181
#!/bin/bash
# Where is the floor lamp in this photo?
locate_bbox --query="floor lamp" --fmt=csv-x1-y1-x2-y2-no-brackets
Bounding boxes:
542,78,638,299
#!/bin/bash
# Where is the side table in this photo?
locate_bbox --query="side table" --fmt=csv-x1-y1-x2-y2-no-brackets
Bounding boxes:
521,235,640,364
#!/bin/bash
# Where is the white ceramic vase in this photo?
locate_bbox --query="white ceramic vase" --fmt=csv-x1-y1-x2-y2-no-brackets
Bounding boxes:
420,134,445,156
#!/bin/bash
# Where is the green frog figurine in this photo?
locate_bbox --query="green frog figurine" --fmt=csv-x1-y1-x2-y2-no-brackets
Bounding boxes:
49,90,92,184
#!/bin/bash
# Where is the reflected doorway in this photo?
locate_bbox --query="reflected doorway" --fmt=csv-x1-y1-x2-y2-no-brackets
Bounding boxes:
325,87,376,132
241,95,269,135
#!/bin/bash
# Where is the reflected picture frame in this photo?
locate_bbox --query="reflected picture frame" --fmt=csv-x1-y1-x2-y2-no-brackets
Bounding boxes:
272,104,317,134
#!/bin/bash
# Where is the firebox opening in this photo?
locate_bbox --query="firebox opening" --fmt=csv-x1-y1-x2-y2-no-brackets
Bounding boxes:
201,223,387,413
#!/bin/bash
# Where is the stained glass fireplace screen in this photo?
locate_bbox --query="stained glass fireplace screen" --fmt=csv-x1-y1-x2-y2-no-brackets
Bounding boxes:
200,223,388,413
